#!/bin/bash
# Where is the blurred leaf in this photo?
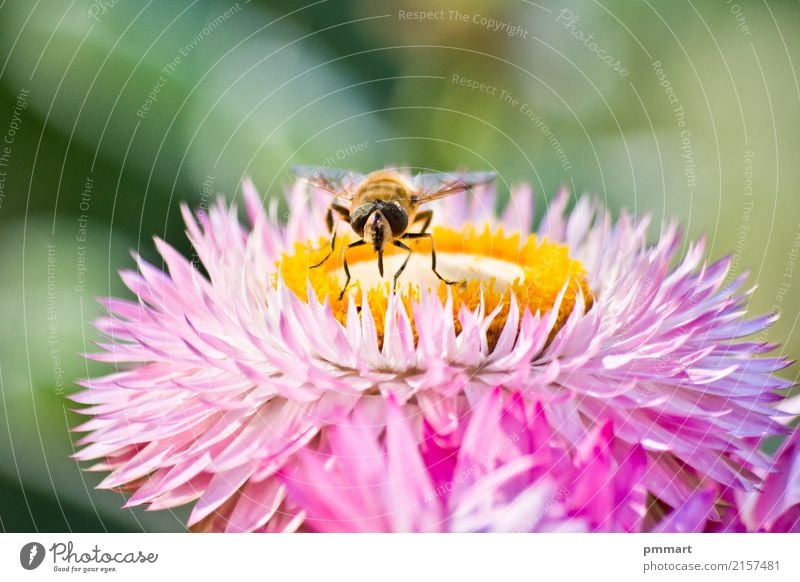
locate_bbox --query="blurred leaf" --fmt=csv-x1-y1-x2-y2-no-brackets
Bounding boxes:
0,219,187,531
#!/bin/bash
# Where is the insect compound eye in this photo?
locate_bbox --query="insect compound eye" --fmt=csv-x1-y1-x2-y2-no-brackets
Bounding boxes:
380,201,409,237
350,204,371,236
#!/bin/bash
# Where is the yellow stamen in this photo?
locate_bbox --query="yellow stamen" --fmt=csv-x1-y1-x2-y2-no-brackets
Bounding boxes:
277,224,592,350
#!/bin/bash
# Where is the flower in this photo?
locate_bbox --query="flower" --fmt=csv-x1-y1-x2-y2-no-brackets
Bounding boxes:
281,388,648,532
72,174,793,532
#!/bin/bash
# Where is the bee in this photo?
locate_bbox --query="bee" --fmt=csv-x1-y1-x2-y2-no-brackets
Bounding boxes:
293,166,496,299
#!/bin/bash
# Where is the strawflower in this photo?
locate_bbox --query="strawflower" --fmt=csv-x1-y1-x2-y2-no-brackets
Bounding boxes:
72,174,794,531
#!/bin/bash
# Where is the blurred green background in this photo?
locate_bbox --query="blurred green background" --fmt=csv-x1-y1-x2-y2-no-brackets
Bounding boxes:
0,0,798,532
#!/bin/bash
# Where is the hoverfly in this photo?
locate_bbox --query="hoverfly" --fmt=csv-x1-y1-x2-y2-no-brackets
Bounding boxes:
292,166,496,299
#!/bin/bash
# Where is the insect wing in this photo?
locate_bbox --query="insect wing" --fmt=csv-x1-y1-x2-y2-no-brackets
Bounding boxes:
412,171,496,202
292,166,365,200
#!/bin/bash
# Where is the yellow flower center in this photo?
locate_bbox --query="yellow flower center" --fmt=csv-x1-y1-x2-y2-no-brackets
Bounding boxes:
277,224,592,350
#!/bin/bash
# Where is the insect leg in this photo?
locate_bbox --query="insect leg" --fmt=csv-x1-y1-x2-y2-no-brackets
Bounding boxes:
339,239,366,300
330,203,351,223
311,228,336,269
391,240,413,292
402,232,457,285
411,209,433,234
312,204,351,269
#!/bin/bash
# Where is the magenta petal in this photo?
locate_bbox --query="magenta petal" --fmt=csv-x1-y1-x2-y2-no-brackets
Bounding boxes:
652,489,716,533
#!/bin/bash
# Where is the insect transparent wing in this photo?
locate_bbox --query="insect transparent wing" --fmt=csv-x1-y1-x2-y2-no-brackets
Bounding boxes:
412,171,496,203
292,166,365,200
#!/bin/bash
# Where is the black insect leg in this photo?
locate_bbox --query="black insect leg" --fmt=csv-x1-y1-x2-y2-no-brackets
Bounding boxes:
392,240,413,292
411,209,433,234
311,203,351,269
401,232,457,285
338,239,366,300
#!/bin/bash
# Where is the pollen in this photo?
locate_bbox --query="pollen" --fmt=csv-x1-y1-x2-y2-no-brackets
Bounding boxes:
276,224,592,350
